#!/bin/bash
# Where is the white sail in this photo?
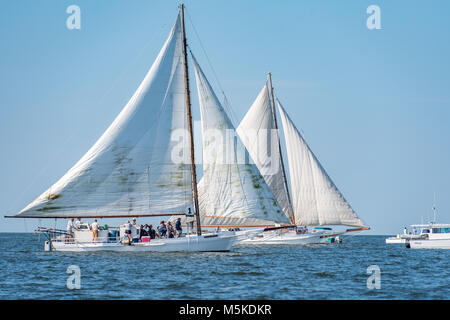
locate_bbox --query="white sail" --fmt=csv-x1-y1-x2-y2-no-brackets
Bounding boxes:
15,15,194,218
236,84,294,223
277,100,365,227
192,56,289,227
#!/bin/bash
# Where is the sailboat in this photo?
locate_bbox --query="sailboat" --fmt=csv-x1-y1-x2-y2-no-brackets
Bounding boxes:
5,5,287,252
167,53,291,235
236,74,369,244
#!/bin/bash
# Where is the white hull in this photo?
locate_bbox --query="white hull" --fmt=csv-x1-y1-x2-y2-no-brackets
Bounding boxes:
408,238,450,249
385,237,407,244
239,229,334,245
386,234,424,244
47,232,238,252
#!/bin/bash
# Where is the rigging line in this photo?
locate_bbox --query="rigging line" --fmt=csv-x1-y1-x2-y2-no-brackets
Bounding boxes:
268,85,294,223
184,8,239,127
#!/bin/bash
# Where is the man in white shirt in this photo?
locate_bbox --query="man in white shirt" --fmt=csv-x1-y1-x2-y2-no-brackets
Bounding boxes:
74,218,81,230
91,219,99,243
66,218,75,243
124,220,132,245
131,218,139,242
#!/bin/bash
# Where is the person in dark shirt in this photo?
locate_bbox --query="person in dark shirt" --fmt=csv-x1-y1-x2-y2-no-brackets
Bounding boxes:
158,221,167,238
148,224,156,239
140,224,149,239
175,218,182,237
167,222,175,238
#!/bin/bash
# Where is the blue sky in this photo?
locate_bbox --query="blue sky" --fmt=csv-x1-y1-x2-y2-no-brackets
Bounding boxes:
1,0,449,234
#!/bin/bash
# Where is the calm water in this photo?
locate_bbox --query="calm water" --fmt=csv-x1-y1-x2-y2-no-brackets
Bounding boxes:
0,233,448,300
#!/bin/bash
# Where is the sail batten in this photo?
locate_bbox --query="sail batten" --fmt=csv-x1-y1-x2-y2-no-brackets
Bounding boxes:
191,55,289,227
277,100,365,227
14,15,194,218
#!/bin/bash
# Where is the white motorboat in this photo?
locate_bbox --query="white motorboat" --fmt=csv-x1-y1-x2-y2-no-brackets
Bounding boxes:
406,223,450,249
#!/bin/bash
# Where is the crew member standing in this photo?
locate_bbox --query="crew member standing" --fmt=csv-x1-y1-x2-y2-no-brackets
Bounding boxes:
91,219,99,243
175,218,182,237
66,218,75,243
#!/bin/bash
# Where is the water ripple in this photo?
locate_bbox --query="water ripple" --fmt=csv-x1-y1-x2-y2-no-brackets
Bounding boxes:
0,233,449,299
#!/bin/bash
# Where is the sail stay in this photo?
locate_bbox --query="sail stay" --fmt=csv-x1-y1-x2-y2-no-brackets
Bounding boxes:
14,15,194,218
191,56,289,227
236,84,294,223
277,100,365,227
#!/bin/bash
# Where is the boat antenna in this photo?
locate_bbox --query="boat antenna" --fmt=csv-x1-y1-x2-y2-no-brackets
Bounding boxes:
180,3,201,236
268,72,295,226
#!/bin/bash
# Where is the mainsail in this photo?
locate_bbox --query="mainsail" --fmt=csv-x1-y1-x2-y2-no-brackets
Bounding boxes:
236,84,294,223
14,15,194,218
277,100,365,227
191,56,289,227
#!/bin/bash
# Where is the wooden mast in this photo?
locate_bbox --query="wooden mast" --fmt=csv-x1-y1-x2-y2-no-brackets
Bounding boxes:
181,4,201,236
268,72,295,226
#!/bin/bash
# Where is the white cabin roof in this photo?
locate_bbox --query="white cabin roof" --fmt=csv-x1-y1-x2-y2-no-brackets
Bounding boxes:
410,223,450,228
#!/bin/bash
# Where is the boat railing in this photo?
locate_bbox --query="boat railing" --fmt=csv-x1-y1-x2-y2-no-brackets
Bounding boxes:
36,227,194,245
52,237,121,244
35,227,120,244
399,233,428,240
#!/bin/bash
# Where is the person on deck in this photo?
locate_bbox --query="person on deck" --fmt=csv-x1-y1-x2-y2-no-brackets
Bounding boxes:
158,221,167,238
167,221,175,238
124,220,133,245
149,224,156,239
132,218,140,242
141,224,149,238
175,218,182,237
66,218,75,243
90,219,99,243
74,217,81,230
